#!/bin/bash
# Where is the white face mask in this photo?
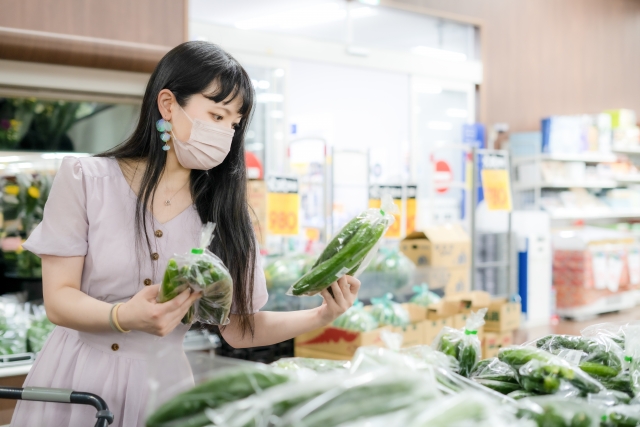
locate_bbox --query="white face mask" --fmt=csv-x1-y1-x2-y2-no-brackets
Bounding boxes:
171,106,235,170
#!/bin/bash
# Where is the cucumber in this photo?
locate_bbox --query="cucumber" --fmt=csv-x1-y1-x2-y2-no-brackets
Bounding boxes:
459,343,478,378
145,367,290,427
473,378,521,395
600,373,634,396
291,220,386,296
312,213,368,268
579,361,619,379
507,390,536,400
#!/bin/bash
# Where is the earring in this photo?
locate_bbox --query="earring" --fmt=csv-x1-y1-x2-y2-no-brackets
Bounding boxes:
156,119,173,151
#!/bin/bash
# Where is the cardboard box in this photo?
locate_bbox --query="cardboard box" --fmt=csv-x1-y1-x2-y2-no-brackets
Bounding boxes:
294,346,352,361
400,225,470,267
403,303,427,323
444,291,491,314
295,326,390,357
484,299,522,332
415,266,470,296
246,180,267,245
426,300,460,320
424,318,452,346
482,331,514,359
391,321,425,348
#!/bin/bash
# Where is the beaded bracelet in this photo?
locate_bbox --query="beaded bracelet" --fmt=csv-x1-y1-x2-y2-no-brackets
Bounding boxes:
111,303,131,333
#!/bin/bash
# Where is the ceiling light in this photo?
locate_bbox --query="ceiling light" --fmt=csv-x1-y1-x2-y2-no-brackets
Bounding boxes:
257,80,271,89
411,46,467,62
251,79,258,88
234,3,376,30
446,108,468,118
257,93,284,103
417,84,442,94
274,68,285,77
271,110,284,119
427,121,453,131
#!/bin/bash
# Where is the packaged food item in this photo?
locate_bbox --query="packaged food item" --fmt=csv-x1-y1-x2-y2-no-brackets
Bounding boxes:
271,358,350,373
409,283,441,307
369,293,410,327
606,404,640,427
145,365,290,427
364,248,415,290
288,196,397,297
433,308,487,377
0,296,28,355
332,300,379,332
516,396,602,427
471,358,520,393
264,253,315,291
157,223,233,325
26,304,55,353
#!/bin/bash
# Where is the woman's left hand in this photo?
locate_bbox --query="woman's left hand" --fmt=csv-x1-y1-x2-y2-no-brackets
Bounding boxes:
316,275,361,325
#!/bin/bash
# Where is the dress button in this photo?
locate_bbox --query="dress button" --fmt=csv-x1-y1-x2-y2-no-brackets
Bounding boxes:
155,230,163,238
111,343,119,351
144,278,152,286
151,253,159,261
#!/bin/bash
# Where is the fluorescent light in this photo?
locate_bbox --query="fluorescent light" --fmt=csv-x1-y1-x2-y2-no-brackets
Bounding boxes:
274,68,285,77
417,84,442,94
270,110,284,119
358,0,380,5
274,132,284,140
234,3,376,30
427,121,453,131
250,79,258,88
446,108,468,118
257,80,270,90
411,46,467,62
0,156,20,163
16,163,33,169
256,93,284,103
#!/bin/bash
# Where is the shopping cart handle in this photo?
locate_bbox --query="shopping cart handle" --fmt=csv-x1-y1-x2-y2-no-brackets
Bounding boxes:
0,386,114,427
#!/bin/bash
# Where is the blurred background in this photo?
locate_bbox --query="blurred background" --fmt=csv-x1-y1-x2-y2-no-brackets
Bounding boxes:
1,0,640,413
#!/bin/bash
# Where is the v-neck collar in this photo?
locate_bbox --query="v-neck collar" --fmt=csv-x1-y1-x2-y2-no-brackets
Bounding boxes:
112,158,194,226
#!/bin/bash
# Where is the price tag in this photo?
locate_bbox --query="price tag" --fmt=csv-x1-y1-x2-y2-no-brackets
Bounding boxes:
481,169,513,211
267,193,299,235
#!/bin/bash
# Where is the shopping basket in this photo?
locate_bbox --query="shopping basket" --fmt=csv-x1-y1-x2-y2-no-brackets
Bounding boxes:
0,386,113,427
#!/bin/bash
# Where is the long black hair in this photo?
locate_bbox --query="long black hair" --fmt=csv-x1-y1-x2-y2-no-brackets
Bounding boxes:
97,41,257,336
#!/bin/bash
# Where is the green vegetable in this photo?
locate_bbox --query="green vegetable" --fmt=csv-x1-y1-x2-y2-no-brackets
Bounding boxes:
473,378,521,395
600,373,634,397
264,254,315,291
291,219,387,296
507,390,536,400
332,301,379,332
470,358,518,383
608,405,640,427
459,342,478,378
145,367,290,427
579,361,619,379
271,358,349,373
409,283,441,307
370,293,410,327
311,213,367,269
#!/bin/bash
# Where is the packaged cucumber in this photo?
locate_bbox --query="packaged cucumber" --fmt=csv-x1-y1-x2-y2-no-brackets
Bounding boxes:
157,222,233,325
606,404,640,427
471,357,519,384
271,358,350,373
409,283,441,307
516,396,602,427
369,293,410,327
433,308,487,378
625,326,640,397
332,300,379,332
288,195,397,297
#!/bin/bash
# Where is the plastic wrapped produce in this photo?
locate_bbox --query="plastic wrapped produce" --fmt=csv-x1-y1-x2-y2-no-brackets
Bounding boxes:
433,308,487,377
471,358,521,395
26,304,55,353
207,368,440,427
498,347,604,396
369,293,410,327
606,404,640,427
586,389,631,407
264,253,315,291
535,334,624,379
145,365,291,427
332,300,379,332
271,358,350,373
157,223,233,325
362,247,415,290
0,297,28,355
626,326,640,397
516,396,602,427
409,283,441,307
288,196,397,296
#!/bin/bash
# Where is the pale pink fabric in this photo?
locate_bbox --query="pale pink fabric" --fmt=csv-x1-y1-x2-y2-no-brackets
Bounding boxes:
12,156,268,427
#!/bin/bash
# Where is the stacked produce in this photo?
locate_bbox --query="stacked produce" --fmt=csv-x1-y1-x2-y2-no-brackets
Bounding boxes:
158,222,233,325
409,283,441,307
288,196,396,297
264,253,315,291
369,293,410,327
332,300,379,332
433,308,487,377
358,248,415,297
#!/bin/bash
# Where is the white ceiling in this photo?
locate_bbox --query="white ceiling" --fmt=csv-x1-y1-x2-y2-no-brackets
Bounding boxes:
189,0,475,58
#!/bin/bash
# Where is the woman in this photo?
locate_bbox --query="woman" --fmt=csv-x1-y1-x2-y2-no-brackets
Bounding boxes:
11,41,360,427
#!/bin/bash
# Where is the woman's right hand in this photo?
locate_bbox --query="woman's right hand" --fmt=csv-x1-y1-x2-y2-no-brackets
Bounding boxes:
117,284,201,336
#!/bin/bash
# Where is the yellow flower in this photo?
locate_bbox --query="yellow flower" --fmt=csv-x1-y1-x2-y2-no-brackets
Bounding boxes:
10,119,20,131
28,186,40,199
4,185,19,196
16,243,24,255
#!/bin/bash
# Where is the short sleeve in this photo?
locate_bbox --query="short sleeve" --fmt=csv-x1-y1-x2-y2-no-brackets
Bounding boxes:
230,243,268,314
23,157,88,257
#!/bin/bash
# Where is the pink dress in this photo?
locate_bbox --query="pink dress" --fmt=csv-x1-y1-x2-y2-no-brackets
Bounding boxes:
11,156,268,427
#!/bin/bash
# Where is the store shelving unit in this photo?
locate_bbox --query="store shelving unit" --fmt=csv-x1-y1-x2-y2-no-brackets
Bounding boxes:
556,290,640,321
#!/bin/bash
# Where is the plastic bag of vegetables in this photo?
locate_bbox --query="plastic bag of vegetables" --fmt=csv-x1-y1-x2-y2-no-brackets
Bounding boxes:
363,247,415,290
271,357,350,373
287,195,397,297
516,396,602,427
470,357,521,395
433,308,487,377
369,293,410,327
409,283,441,307
0,297,28,356
605,404,640,427
264,253,315,291
498,346,604,396
26,304,55,353
625,325,640,396
157,222,233,325
145,365,291,427
535,334,624,380
332,300,379,332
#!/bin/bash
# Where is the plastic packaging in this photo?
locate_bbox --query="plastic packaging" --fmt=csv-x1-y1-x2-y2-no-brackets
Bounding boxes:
0,296,29,355
287,195,397,297
606,404,640,427
362,247,415,291
264,253,315,291
271,357,350,373
516,396,603,427
433,308,487,377
409,283,441,307
26,304,55,353
471,358,519,383
625,325,640,396
157,222,233,325
332,300,379,332
369,293,410,327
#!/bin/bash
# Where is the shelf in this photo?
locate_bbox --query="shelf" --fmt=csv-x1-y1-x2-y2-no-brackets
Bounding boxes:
0,363,32,378
513,181,618,191
615,175,640,184
512,152,618,165
557,290,640,321
613,146,640,155
547,208,640,220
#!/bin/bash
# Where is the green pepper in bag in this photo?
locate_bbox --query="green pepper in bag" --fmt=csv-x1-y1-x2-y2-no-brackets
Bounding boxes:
157,222,233,326
409,283,441,307
288,196,397,297
370,293,410,327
